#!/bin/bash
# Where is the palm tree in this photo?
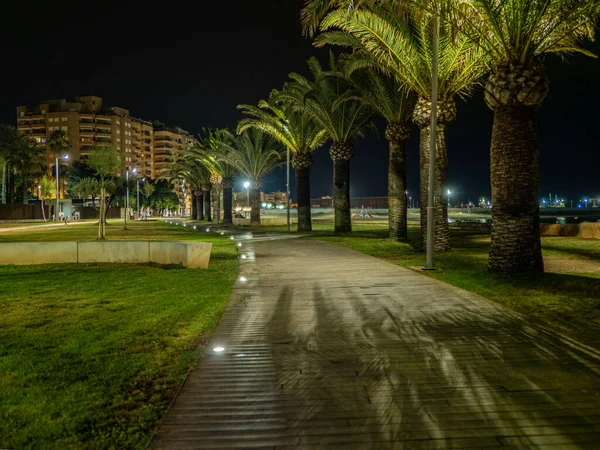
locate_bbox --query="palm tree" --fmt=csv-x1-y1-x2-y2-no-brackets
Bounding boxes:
342,62,416,240
238,91,328,231
193,129,239,224
449,0,600,274
279,53,374,233
165,153,212,221
311,2,488,250
219,129,285,226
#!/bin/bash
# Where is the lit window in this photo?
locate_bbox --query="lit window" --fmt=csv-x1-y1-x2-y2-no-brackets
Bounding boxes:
62,117,67,122
117,129,120,134
117,120,120,125
62,126,67,131
20,112,24,117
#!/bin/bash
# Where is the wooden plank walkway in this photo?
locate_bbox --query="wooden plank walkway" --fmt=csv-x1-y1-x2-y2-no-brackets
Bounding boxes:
148,235,600,449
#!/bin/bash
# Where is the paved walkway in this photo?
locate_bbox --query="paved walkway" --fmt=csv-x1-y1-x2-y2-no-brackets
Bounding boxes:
149,235,600,449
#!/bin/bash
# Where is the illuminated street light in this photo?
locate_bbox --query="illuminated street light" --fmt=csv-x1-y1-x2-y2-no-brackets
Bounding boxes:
244,181,250,208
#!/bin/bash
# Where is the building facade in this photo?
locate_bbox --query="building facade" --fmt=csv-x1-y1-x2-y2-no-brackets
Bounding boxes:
16,96,195,180
17,96,196,213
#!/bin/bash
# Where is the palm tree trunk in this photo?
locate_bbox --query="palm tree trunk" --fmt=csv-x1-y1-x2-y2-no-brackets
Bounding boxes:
333,159,351,233
419,125,450,253
7,166,15,204
388,137,408,240
197,193,204,221
211,186,221,223
223,186,233,224
296,166,312,232
1,162,6,204
22,177,29,205
191,192,198,221
203,189,212,222
489,105,543,274
249,185,261,226
41,199,46,222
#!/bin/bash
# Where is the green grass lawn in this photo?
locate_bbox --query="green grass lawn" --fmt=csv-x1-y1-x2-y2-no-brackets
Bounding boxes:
254,221,600,345
0,220,238,449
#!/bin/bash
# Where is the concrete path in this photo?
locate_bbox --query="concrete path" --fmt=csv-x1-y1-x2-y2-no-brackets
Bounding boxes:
149,235,600,449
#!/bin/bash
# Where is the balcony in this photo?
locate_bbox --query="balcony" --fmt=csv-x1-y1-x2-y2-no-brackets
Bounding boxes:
95,129,111,135
95,122,111,129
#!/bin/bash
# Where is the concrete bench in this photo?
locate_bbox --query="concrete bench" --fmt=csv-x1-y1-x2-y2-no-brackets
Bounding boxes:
0,240,212,268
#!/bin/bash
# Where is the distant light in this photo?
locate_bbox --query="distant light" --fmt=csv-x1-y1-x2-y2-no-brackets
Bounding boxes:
206,228,210,232
241,255,247,259
447,189,451,195
183,224,187,227
193,225,197,230
220,231,225,235
131,168,137,173
261,202,266,207
239,277,247,282
244,181,250,189
213,347,225,353
237,243,242,247
230,236,234,240
63,155,69,160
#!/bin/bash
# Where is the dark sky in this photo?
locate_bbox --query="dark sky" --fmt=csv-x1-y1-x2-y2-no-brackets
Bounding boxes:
1,1,599,204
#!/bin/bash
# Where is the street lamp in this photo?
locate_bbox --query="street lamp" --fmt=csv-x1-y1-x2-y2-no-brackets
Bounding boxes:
424,11,441,271
447,189,452,206
244,181,250,208
55,154,68,221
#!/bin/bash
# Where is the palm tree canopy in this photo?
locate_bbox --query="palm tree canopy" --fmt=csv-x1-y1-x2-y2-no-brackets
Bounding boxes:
278,52,375,144
238,90,328,156
450,0,600,65
313,3,489,101
341,59,416,125
218,129,285,182
189,128,238,181
47,129,71,157
163,154,211,190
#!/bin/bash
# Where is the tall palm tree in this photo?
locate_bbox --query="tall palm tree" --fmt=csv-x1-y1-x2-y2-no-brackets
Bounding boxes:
279,53,374,233
191,129,238,224
166,154,212,221
238,90,328,231
310,2,488,251
220,129,285,226
449,0,600,274
342,62,416,240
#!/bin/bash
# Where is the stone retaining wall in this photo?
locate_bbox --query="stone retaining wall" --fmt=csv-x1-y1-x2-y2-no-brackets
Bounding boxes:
0,240,212,268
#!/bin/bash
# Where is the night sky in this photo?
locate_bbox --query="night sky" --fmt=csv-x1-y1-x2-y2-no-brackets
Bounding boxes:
2,1,599,204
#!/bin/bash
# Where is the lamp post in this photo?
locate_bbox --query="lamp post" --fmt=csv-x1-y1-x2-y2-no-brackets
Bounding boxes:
55,154,69,221
244,181,250,209
447,189,452,206
286,146,290,233
423,13,440,270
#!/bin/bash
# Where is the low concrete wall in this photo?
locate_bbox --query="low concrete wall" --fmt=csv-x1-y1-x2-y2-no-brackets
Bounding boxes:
0,242,78,265
79,241,150,264
540,223,600,239
0,240,212,268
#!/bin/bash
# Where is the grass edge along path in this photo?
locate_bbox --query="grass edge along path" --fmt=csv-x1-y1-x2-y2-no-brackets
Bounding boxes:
0,221,238,449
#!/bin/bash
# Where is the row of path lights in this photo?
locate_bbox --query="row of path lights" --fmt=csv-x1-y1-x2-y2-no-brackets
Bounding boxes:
163,218,254,355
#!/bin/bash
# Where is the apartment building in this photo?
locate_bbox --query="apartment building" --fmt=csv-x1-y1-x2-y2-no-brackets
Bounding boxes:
16,96,196,181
